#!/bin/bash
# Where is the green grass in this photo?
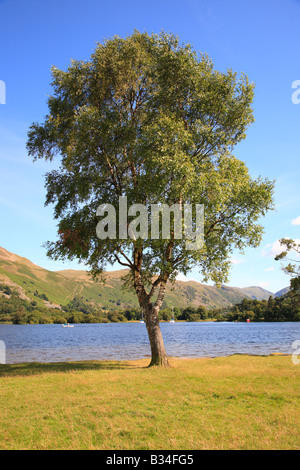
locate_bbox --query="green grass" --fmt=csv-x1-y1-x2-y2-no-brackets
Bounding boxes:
0,355,299,450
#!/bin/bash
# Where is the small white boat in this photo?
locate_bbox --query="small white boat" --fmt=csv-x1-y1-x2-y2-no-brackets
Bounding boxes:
62,323,74,328
169,319,175,323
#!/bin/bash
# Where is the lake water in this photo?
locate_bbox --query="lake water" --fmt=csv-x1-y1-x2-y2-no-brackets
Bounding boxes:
0,322,299,364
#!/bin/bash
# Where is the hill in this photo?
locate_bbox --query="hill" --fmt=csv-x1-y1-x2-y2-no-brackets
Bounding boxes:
0,246,275,310
238,286,273,300
274,287,290,298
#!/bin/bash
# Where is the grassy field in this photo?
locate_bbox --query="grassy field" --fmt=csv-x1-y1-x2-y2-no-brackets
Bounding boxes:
0,355,299,450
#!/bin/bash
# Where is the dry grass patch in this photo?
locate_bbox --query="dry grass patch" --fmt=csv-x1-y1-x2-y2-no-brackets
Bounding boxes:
0,355,299,449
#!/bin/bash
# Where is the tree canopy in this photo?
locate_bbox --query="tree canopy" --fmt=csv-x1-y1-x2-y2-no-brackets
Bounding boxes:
27,31,274,366
275,238,300,301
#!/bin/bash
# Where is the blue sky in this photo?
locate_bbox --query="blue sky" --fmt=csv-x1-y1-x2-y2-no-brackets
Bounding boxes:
0,0,299,293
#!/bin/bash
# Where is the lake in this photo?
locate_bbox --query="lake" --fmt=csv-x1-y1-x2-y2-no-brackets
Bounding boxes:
0,321,299,364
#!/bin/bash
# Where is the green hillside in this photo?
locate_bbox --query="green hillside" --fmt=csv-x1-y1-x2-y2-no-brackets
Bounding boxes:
0,247,273,310
238,286,273,301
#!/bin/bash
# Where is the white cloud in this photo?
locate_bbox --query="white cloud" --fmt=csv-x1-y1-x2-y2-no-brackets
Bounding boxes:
265,267,275,272
176,273,198,283
291,216,300,225
230,257,243,265
257,282,270,288
261,240,285,258
262,238,300,258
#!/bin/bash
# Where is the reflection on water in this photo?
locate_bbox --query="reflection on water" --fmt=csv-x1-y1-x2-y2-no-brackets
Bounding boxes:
0,321,299,363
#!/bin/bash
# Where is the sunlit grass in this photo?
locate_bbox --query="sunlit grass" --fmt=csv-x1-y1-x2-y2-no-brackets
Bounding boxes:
0,355,299,449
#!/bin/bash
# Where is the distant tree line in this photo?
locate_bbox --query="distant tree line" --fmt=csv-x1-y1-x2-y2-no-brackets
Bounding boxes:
0,284,299,324
218,295,300,322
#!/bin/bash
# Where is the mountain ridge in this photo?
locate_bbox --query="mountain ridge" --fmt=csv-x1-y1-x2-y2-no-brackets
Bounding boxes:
0,246,287,310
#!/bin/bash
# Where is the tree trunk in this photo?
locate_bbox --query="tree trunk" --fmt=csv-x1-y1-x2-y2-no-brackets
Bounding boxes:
132,247,170,367
144,304,170,367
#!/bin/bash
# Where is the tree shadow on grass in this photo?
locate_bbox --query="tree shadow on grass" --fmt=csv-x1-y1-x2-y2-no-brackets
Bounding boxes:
0,360,148,377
